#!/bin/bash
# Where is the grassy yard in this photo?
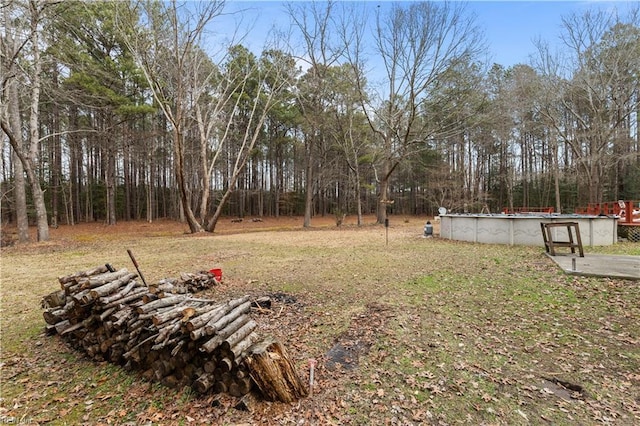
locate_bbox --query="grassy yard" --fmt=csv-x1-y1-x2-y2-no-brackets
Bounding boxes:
1,217,638,425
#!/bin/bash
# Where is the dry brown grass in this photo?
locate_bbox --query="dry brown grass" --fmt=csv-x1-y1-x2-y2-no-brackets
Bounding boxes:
1,216,638,425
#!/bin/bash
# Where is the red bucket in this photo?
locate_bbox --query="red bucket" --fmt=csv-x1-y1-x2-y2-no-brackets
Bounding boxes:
210,268,222,282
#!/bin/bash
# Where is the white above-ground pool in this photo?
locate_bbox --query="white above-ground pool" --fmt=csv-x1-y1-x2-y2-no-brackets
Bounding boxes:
439,213,618,247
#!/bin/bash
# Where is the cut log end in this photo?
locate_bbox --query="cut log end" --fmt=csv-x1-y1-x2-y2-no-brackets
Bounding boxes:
246,338,308,403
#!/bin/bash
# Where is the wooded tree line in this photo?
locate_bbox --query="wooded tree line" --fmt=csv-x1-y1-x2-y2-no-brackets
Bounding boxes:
2,1,639,241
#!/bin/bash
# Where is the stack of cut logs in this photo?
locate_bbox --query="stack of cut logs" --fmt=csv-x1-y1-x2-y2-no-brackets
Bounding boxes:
42,264,308,402
150,270,220,295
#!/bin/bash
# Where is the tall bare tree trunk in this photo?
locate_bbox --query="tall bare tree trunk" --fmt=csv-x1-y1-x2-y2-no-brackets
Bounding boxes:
6,80,30,242
106,145,117,225
68,106,80,224
552,132,562,213
1,2,50,241
48,65,62,229
147,149,154,223
377,175,389,224
174,128,203,233
51,105,61,229
353,158,363,226
13,158,29,241
303,141,314,228
26,3,49,241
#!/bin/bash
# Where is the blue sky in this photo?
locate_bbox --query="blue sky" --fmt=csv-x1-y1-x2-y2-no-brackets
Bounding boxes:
218,1,635,67
464,1,631,66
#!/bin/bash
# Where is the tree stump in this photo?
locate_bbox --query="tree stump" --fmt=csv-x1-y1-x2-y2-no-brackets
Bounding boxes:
246,338,308,403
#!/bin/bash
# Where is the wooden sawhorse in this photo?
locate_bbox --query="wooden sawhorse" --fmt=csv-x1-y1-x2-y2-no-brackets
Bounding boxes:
540,222,584,257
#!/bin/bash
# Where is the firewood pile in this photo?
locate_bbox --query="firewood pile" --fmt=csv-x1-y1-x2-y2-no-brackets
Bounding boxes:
42,264,308,402
151,270,220,294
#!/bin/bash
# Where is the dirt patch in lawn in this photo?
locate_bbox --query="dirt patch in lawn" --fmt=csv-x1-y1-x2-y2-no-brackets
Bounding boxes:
325,303,393,371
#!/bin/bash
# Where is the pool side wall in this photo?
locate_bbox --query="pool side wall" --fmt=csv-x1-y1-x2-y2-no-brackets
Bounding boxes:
439,215,617,246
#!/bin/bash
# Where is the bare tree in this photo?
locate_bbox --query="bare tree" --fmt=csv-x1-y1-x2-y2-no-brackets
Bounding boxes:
360,2,484,223
331,3,371,225
325,64,373,226
1,0,52,241
118,0,225,233
120,1,295,232
2,1,29,242
535,6,640,204
204,46,297,232
287,0,346,227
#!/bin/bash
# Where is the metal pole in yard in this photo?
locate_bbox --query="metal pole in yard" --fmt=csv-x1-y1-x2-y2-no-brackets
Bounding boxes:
385,218,389,246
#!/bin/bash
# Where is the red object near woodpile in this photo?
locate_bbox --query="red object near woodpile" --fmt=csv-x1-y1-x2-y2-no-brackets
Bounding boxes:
209,268,223,282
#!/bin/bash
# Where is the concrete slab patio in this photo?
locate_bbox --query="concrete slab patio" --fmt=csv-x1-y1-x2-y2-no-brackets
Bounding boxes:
547,253,640,280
